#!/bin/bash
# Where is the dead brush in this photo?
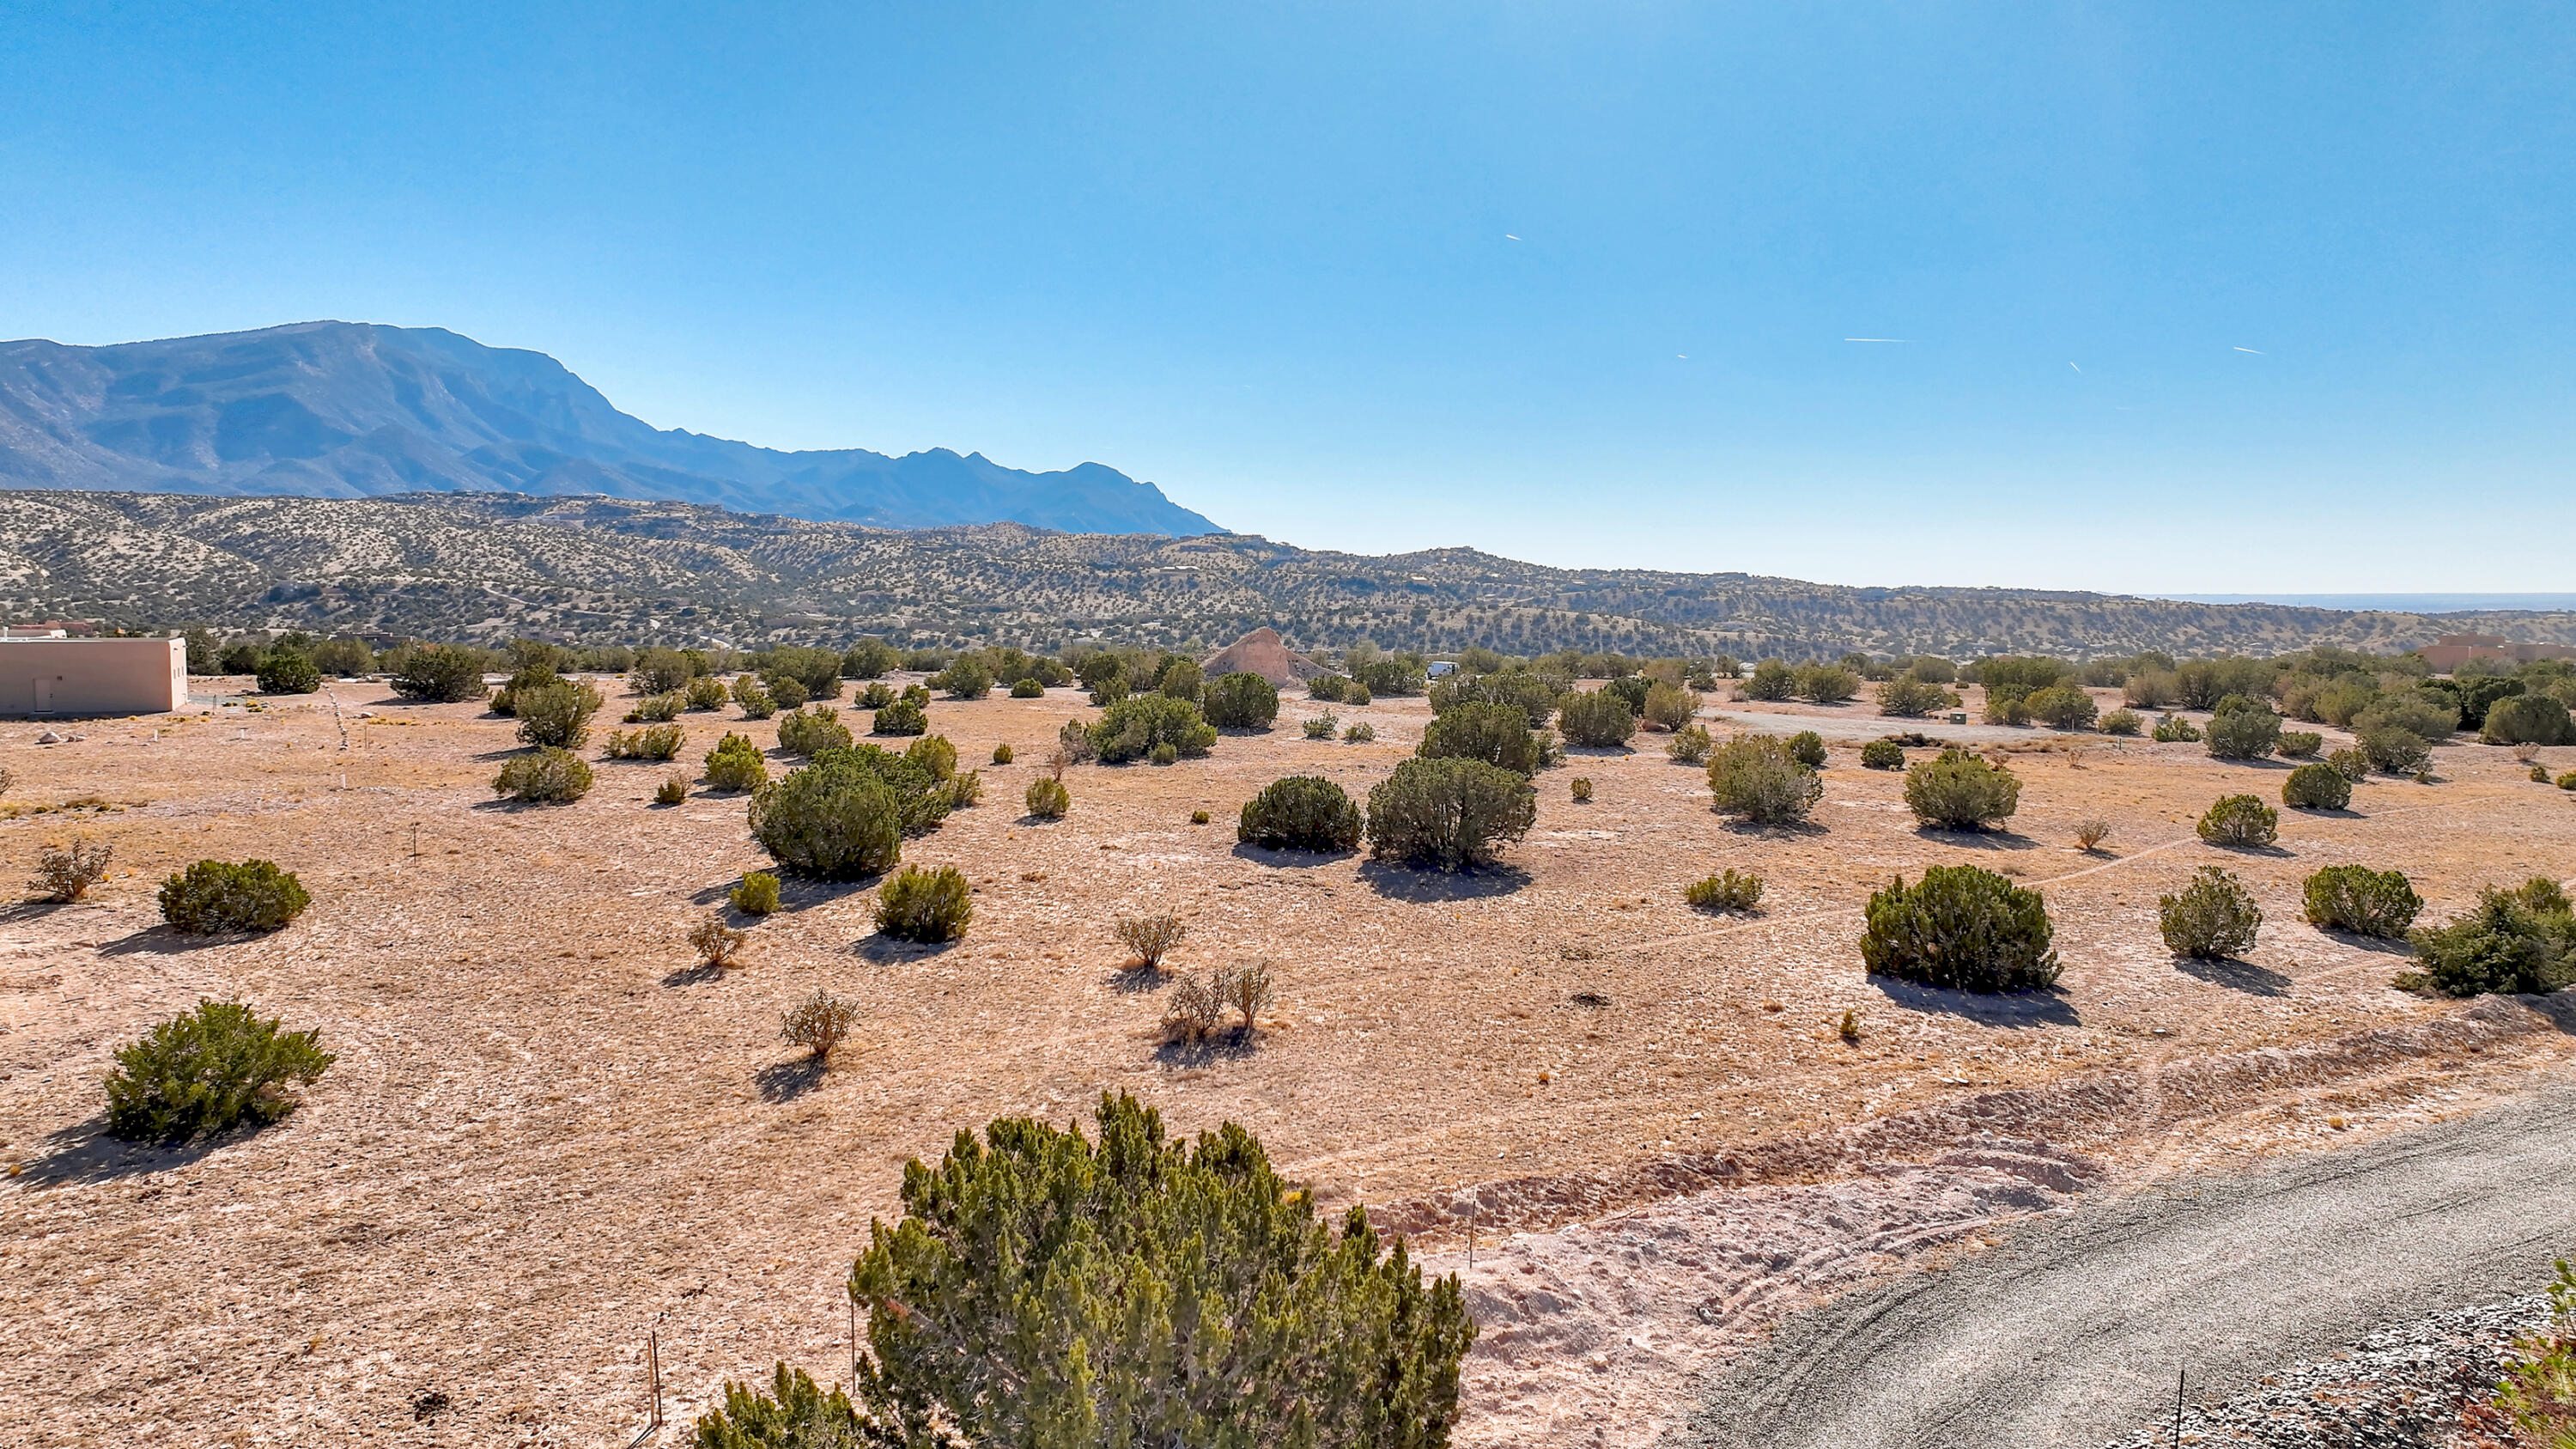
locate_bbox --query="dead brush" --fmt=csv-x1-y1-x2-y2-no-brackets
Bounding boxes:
33,836,112,903
780,989,860,1066
1115,913,1188,972
2075,818,2113,853
688,914,749,972
1162,959,1274,1045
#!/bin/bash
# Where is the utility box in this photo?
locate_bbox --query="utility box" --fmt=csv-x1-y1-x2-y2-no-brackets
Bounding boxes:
0,637,188,717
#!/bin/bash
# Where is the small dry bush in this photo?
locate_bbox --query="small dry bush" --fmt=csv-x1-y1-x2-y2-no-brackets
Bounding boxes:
780,989,860,1065
493,747,594,803
690,914,749,971
684,676,729,711
732,871,781,915
2100,708,2143,736
1667,723,1713,764
1344,721,1376,743
2075,818,2112,852
2160,866,2262,959
1706,735,1822,824
605,723,685,760
33,836,112,902
876,864,972,942
1683,868,1762,912
1642,682,1700,732
1163,960,1275,1044
1024,776,1070,819
654,774,689,805
993,742,1013,764
1303,713,1339,740
945,770,982,808
1115,913,1188,971
1570,776,1594,802
625,692,683,724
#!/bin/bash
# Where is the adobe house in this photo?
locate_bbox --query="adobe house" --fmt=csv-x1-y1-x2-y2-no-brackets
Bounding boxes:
0,637,189,717
2415,632,2576,674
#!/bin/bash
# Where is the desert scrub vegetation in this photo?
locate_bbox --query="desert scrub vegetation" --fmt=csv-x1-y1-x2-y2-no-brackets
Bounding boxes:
1569,776,1593,801
2277,730,2324,758
1303,713,1339,740
159,860,312,934
703,733,769,792
2204,697,2283,760
1641,681,1700,731
1024,776,1070,820
857,680,895,709
872,697,930,736
2482,1259,2576,1446
1090,694,1218,764
1861,865,2061,993
604,723,685,761
1305,672,1357,703
778,704,854,756
1742,658,1796,702
2302,865,2421,939
1557,688,1637,748
1203,671,1281,729
1875,674,1959,718
493,747,594,803
389,643,490,703
102,999,333,1145
2405,879,2575,997
2099,707,2142,736
1419,702,1545,775
2159,866,2262,959
992,742,1013,764
1162,961,1276,1046
749,756,907,880
1431,667,1564,727
1683,868,1763,912
654,774,689,805
690,913,750,971
624,691,683,724
2281,760,2352,811
779,989,860,1067
933,656,994,699
2356,725,2433,777
630,648,696,696
1114,912,1188,971
1666,723,1713,764
1793,663,1861,704
876,863,973,942
2196,794,2279,847
2327,746,2372,783
31,835,112,903
1010,676,1045,698
691,1094,1471,1447
513,680,605,749
902,734,958,783
1343,721,1376,743
1366,756,1536,870
254,648,321,695
1705,735,1822,825
2482,693,2576,746
731,870,782,915
1860,739,1905,770
2024,685,2098,731
681,674,727,710
1903,748,2021,831
2151,713,2202,743
729,674,777,718
1156,660,1204,703
1785,730,1827,769
1238,776,1364,852
2075,818,2112,852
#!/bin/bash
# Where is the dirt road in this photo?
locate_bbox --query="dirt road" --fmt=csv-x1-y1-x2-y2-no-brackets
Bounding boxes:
1673,1080,2576,1449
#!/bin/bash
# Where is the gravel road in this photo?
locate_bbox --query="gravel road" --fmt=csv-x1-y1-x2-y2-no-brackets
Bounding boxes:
1670,1082,2576,1449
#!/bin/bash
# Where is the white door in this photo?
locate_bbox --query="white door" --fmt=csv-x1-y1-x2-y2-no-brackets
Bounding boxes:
33,676,53,715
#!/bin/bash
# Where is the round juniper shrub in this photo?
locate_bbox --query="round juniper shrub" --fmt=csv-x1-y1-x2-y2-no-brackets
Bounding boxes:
1418,702,1543,775
1705,736,1821,824
871,699,928,736
1237,776,1364,852
389,643,490,703
2099,708,2144,736
1203,671,1281,730
1364,756,1536,870
2281,760,2352,811
2196,794,2279,847
513,680,605,749
876,863,972,942
1860,739,1905,770
749,756,904,880
159,859,313,934
104,999,333,1144
1024,776,1070,819
1903,748,2021,831
493,746,594,803
704,734,769,792
2204,704,2283,761
255,650,322,696
2159,865,2262,959
2301,864,2421,939
1860,865,2061,993
1010,678,1045,698
1557,690,1637,748
731,871,782,916
1785,731,1828,769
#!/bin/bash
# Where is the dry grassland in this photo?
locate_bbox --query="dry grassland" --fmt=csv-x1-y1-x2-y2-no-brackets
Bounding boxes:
2,678,2571,1446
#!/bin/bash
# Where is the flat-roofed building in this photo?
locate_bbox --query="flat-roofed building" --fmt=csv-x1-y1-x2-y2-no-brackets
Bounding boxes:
0,637,188,717
2417,632,2576,673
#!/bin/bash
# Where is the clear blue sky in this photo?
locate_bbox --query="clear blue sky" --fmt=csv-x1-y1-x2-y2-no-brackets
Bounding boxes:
4,3,2570,592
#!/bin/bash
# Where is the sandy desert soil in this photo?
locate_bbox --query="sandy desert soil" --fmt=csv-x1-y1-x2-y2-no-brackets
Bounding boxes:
0,677,2570,1446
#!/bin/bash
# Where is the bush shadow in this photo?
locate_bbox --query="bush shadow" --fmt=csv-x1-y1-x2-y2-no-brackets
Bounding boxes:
2172,954,2293,997
2286,807,2363,820
2204,841,2295,858
659,962,727,988
97,925,235,956
1230,843,1355,870
15,1117,217,1188
855,935,962,963
1911,826,2041,850
753,1057,826,1103
2313,926,2415,956
467,746,529,762
1103,966,1169,995
1355,861,1531,902
1721,818,1830,839
0,900,66,925
1153,1029,1262,1067
1868,977,2081,1028
2518,990,2576,1034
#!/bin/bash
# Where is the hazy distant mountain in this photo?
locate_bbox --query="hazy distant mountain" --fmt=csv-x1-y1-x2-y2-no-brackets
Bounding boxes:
0,321,1223,536
8,488,2571,659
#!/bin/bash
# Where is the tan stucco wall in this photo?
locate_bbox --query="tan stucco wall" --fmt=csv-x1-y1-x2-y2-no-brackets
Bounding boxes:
0,638,188,717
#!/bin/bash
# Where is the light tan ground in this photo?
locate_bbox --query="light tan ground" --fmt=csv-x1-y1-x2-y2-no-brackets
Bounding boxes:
1,679,2571,1446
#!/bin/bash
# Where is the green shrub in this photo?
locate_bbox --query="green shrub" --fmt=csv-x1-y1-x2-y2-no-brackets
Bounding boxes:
2328,746,2372,782
2409,882,2575,996
1343,721,1376,743
625,692,683,723
1432,670,1563,727
493,747,594,802
159,859,313,934
1974,655,2072,705
730,675,777,719
841,637,902,679
1558,690,1637,748
1155,660,1204,703
653,774,688,805
945,770,983,808
2151,714,2201,742
489,664,559,716
1419,702,1543,775
731,871,781,915
2205,704,2282,760
2302,865,2420,938
777,705,854,756
2023,685,2098,731
255,650,321,695
993,742,1013,764
2196,794,2278,847
1570,776,1593,801
1640,681,1700,731
1352,656,1426,697
1147,742,1179,765
2357,726,2432,776
1861,865,2061,992
1706,735,1823,825
1875,676,1960,718
630,648,695,695
704,734,770,792
707,1094,1473,1449
1024,776,1070,819
1793,665,1861,704
768,674,811,710
1306,673,1353,703
1603,675,1652,715
1861,739,1905,770
1683,869,1763,912
102,999,333,1144
2100,708,2143,736
389,644,490,703
1204,671,1281,729
758,646,843,701
750,757,905,880
2354,691,2458,742
683,676,727,710
1744,659,1797,702
1010,677,1045,698
876,863,972,942
1785,731,1827,769
604,722,685,761
1303,714,1339,740
1667,723,1713,764
2159,865,2262,958
2482,694,2576,746
935,659,994,699
514,681,605,749
857,680,896,709
1365,757,1536,869
1903,748,2020,831
1238,776,1364,852
2281,761,2350,810
2561,769,2576,790
1981,693,2030,726
2277,731,2324,758
870,697,932,737
1091,695,1217,764
904,734,958,782
311,638,374,676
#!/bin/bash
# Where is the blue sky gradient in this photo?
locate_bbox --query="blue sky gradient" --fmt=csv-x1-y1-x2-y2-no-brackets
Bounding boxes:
4,3,2569,590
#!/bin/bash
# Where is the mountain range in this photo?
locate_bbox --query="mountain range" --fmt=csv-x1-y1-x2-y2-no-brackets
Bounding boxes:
0,321,1221,536
6,488,2571,660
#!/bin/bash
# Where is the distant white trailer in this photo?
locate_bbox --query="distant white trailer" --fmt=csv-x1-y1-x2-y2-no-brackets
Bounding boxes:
0,637,188,717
